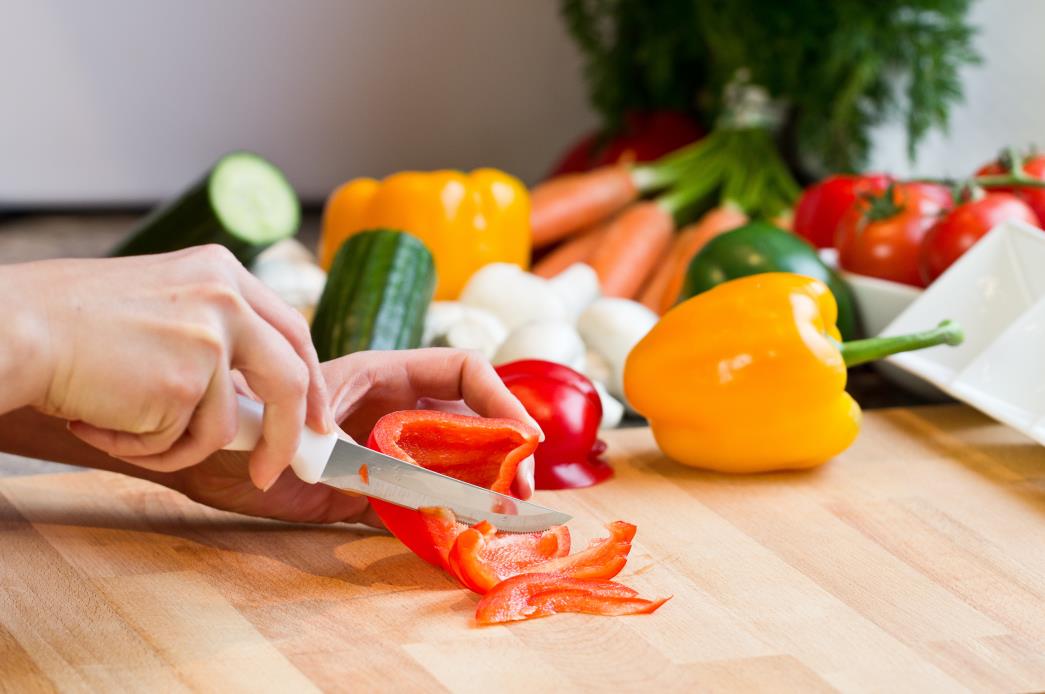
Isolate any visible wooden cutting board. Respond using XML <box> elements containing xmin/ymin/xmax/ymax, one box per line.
<box><xmin>2</xmin><ymin>405</ymin><xmax>1044</xmax><ymax>693</ymax></box>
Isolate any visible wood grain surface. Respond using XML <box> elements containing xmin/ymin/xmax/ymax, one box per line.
<box><xmin>1</xmin><ymin>405</ymin><xmax>1043</xmax><ymax>693</ymax></box>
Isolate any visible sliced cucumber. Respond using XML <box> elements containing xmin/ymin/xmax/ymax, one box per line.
<box><xmin>110</xmin><ymin>151</ymin><xmax>300</xmax><ymax>265</ymax></box>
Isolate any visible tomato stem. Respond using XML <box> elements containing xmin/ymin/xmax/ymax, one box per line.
<box><xmin>839</xmin><ymin>320</ymin><xmax>964</xmax><ymax>368</ymax></box>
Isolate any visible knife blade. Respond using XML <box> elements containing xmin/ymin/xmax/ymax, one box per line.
<box><xmin>222</xmin><ymin>396</ymin><xmax>571</xmax><ymax>533</ymax></box>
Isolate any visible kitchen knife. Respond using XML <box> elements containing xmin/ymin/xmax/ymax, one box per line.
<box><xmin>222</xmin><ymin>396</ymin><xmax>571</xmax><ymax>532</ymax></box>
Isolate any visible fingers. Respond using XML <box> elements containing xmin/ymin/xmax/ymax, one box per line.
<box><xmin>234</xmin><ymin>267</ymin><xmax>331</xmax><ymax>434</ymax></box>
<box><xmin>229</xmin><ymin>311</ymin><xmax>310</xmax><ymax>491</ymax></box>
<box><xmin>445</xmin><ymin>350</ymin><xmax>543</xmax><ymax>439</ymax></box>
<box><xmin>514</xmin><ymin>455</ymin><xmax>536</xmax><ymax>500</ymax></box>
<box><xmin>115</xmin><ymin>369</ymin><xmax>240</xmax><ymax>472</ymax></box>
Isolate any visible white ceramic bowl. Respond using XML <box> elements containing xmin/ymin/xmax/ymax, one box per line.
<box><xmin>820</xmin><ymin>250</ymin><xmax>944</xmax><ymax>399</ymax></box>
<box><xmin>883</xmin><ymin>220</ymin><xmax>1045</xmax><ymax>444</ymax></box>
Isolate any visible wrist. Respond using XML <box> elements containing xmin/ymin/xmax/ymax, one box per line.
<box><xmin>0</xmin><ymin>263</ymin><xmax>56</xmax><ymax>414</ymax></box>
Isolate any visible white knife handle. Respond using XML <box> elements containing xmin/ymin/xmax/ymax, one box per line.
<box><xmin>222</xmin><ymin>395</ymin><xmax>338</xmax><ymax>484</ymax></box>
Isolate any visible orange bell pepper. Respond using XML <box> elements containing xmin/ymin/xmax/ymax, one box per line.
<box><xmin>319</xmin><ymin>170</ymin><xmax>531</xmax><ymax>299</ymax></box>
<box><xmin>624</xmin><ymin>273</ymin><xmax>963</xmax><ymax>473</ymax></box>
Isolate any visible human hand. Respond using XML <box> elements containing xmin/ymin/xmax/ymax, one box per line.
<box><xmin>167</xmin><ymin>348</ymin><xmax>541</xmax><ymax>526</ymax></box>
<box><xmin>8</xmin><ymin>245</ymin><xmax>330</xmax><ymax>490</ymax></box>
<box><xmin>320</xmin><ymin>348</ymin><xmax>543</xmax><ymax>498</ymax></box>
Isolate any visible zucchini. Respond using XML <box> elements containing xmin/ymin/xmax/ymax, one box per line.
<box><xmin>311</xmin><ymin>229</ymin><xmax>436</xmax><ymax>360</ymax></box>
<box><xmin>110</xmin><ymin>151</ymin><xmax>299</xmax><ymax>265</ymax></box>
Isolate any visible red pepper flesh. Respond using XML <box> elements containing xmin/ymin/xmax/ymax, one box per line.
<box><xmin>447</xmin><ymin>521</ymin><xmax>572</xmax><ymax>594</ymax></box>
<box><xmin>448</xmin><ymin>520</ymin><xmax>635</xmax><ymax>594</ymax></box>
<box><xmin>366</xmin><ymin>410</ymin><xmax>539</xmax><ymax>568</ymax></box>
<box><xmin>475</xmin><ymin>573</ymin><xmax>670</xmax><ymax>625</ymax></box>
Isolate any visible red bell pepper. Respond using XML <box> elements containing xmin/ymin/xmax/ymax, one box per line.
<box><xmin>446</xmin><ymin>521</ymin><xmax>572</xmax><ymax>594</ymax></box>
<box><xmin>366</xmin><ymin>410</ymin><xmax>539</xmax><ymax>569</ymax></box>
<box><xmin>474</xmin><ymin>573</ymin><xmax>670</xmax><ymax>625</ymax></box>
<box><xmin>448</xmin><ymin>520</ymin><xmax>635</xmax><ymax>594</ymax></box>
<box><xmin>496</xmin><ymin>360</ymin><xmax>613</xmax><ymax>490</ymax></box>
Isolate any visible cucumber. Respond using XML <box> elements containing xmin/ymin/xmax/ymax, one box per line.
<box><xmin>310</xmin><ymin>229</ymin><xmax>436</xmax><ymax>360</ymax></box>
<box><xmin>110</xmin><ymin>151</ymin><xmax>300</xmax><ymax>265</ymax></box>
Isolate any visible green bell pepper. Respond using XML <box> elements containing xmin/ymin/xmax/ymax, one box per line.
<box><xmin>679</xmin><ymin>221</ymin><xmax>860</xmax><ymax>339</ymax></box>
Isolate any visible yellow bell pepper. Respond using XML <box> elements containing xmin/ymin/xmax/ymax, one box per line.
<box><xmin>319</xmin><ymin>169</ymin><xmax>531</xmax><ymax>299</ymax></box>
<box><xmin>624</xmin><ymin>273</ymin><xmax>963</xmax><ymax>473</ymax></box>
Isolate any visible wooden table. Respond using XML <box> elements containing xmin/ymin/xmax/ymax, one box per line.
<box><xmin>2</xmin><ymin>405</ymin><xmax>1044</xmax><ymax>692</ymax></box>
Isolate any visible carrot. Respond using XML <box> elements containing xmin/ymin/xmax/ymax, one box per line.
<box><xmin>588</xmin><ymin>202</ymin><xmax>675</xmax><ymax>298</ymax></box>
<box><xmin>532</xmin><ymin>220</ymin><xmax>612</xmax><ymax>278</ymax></box>
<box><xmin>530</xmin><ymin>165</ymin><xmax>639</xmax><ymax>248</ymax></box>
<box><xmin>637</xmin><ymin>242</ymin><xmax>680</xmax><ymax>311</ymax></box>
<box><xmin>657</xmin><ymin>205</ymin><xmax>748</xmax><ymax>313</ymax></box>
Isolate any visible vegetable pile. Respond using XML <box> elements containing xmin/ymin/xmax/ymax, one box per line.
<box><xmin>795</xmin><ymin>149</ymin><xmax>1045</xmax><ymax>288</ymax></box>
<box><xmin>366</xmin><ymin>409</ymin><xmax>669</xmax><ymax>626</ymax></box>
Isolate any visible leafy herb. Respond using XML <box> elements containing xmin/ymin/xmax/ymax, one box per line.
<box><xmin>560</xmin><ymin>0</ymin><xmax>980</xmax><ymax>174</ymax></box>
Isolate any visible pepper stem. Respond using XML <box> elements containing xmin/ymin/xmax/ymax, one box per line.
<box><xmin>839</xmin><ymin>320</ymin><xmax>964</xmax><ymax>368</ymax></box>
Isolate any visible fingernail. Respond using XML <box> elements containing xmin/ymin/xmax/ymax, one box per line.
<box><xmin>256</xmin><ymin>467</ymin><xmax>282</xmax><ymax>492</ymax></box>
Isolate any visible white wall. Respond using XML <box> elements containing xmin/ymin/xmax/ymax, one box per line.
<box><xmin>868</xmin><ymin>0</ymin><xmax>1045</xmax><ymax>177</ymax></box>
<box><xmin>2</xmin><ymin>0</ymin><xmax>1043</xmax><ymax>206</ymax></box>
<box><xmin>0</xmin><ymin>0</ymin><xmax>596</xmax><ymax>204</ymax></box>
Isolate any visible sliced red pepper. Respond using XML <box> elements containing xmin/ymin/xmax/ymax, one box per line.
<box><xmin>448</xmin><ymin>520</ymin><xmax>635</xmax><ymax>594</ymax></box>
<box><xmin>475</xmin><ymin>573</ymin><xmax>670</xmax><ymax>625</ymax></box>
<box><xmin>366</xmin><ymin>410</ymin><xmax>539</xmax><ymax>569</ymax></box>
<box><xmin>447</xmin><ymin>521</ymin><xmax>572</xmax><ymax>593</ymax></box>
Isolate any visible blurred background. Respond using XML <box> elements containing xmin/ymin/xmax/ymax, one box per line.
<box><xmin>2</xmin><ymin>0</ymin><xmax>1044</xmax><ymax>206</ymax></box>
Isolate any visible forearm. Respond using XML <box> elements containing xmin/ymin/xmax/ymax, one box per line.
<box><xmin>0</xmin><ymin>407</ymin><xmax>171</xmax><ymax>486</ymax></box>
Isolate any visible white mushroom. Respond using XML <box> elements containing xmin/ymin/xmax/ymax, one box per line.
<box><xmin>493</xmin><ymin>320</ymin><xmax>587</xmax><ymax>373</ymax></box>
<box><xmin>577</xmin><ymin>298</ymin><xmax>659</xmax><ymax>399</ymax></box>
<box><xmin>459</xmin><ymin>263</ymin><xmax>567</xmax><ymax>331</ymax></box>
<box><xmin>547</xmin><ymin>263</ymin><xmax>601</xmax><ymax>322</ymax></box>
<box><xmin>251</xmin><ymin>239</ymin><xmax>327</xmax><ymax>316</ymax></box>
<box><xmin>422</xmin><ymin>302</ymin><xmax>508</xmax><ymax>360</ymax></box>
<box><xmin>593</xmin><ymin>381</ymin><xmax>625</xmax><ymax>429</ymax></box>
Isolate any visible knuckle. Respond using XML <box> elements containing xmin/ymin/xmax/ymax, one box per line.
<box><xmin>160</xmin><ymin>372</ymin><xmax>207</xmax><ymax>407</ymax></box>
<box><xmin>284</xmin><ymin>362</ymin><xmax>310</xmax><ymax>400</ymax></box>
<box><xmin>195</xmin><ymin>281</ymin><xmax>247</xmax><ymax>314</ymax></box>
<box><xmin>196</xmin><ymin>244</ymin><xmax>238</xmax><ymax>266</ymax></box>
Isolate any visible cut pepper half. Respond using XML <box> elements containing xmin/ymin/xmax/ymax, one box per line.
<box><xmin>366</xmin><ymin>410</ymin><xmax>539</xmax><ymax>569</ymax></box>
<box><xmin>475</xmin><ymin>573</ymin><xmax>670</xmax><ymax>625</ymax></box>
<box><xmin>448</xmin><ymin>521</ymin><xmax>572</xmax><ymax>593</ymax></box>
<box><xmin>449</xmin><ymin>520</ymin><xmax>635</xmax><ymax>594</ymax></box>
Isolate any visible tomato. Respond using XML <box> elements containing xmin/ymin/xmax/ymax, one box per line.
<box><xmin>919</xmin><ymin>192</ymin><xmax>1039</xmax><ymax>284</ymax></box>
<box><xmin>549</xmin><ymin>111</ymin><xmax>703</xmax><ymax>176</ymax></box>
<box><xmin>793</xmin><ymin>173</ymin><xmax>891</xmax><ymax>248</ymax></box>
<box><xmin>977</xmin><ymin>155</ymin><xmax>1045</xmax><ymax>224</ymax></box>
<box><xmin>835</xmin><ymin>183</ymin><xmax>951</xmax><ymax>287</ymax></box>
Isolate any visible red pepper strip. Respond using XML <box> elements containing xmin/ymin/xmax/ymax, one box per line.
<box><xmin>366</xmin><ymin>410</ymin><xmax>539</xmax><ymax>569</ymax></box>
<box><xmin>447</xmin><ymin>521</ymin><xmax>571</xmax><ymax>594</ymax></box>
<box><xmin>449</xmin><ymin>520</ymin><xmax>635</xmax><ymax>594</ymax></box>
<box><xmin>475</xmin><ymin>573</ymin><xmax>670</xmax><ymax>625</ymax></box>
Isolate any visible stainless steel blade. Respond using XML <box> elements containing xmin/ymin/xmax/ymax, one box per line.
<box><xmin>317</xmin><ymin>439</ymin><xmax>571</xmax><ymax>533</ymax></box>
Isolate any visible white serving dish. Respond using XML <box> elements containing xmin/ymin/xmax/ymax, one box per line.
<box><xmin>820</xmin><ymin>248</ymin><xmax>944</xmax><ymax>399</ymax></box>
<box><xmin>838</xmin><ymin>270</ymin><xmax>951</xmax><ymax>400</ymax></box>
<box><xmin>882</xmin><ymin>220</ymin><xmax>1045</xmax><ymax>444</ymax></box>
